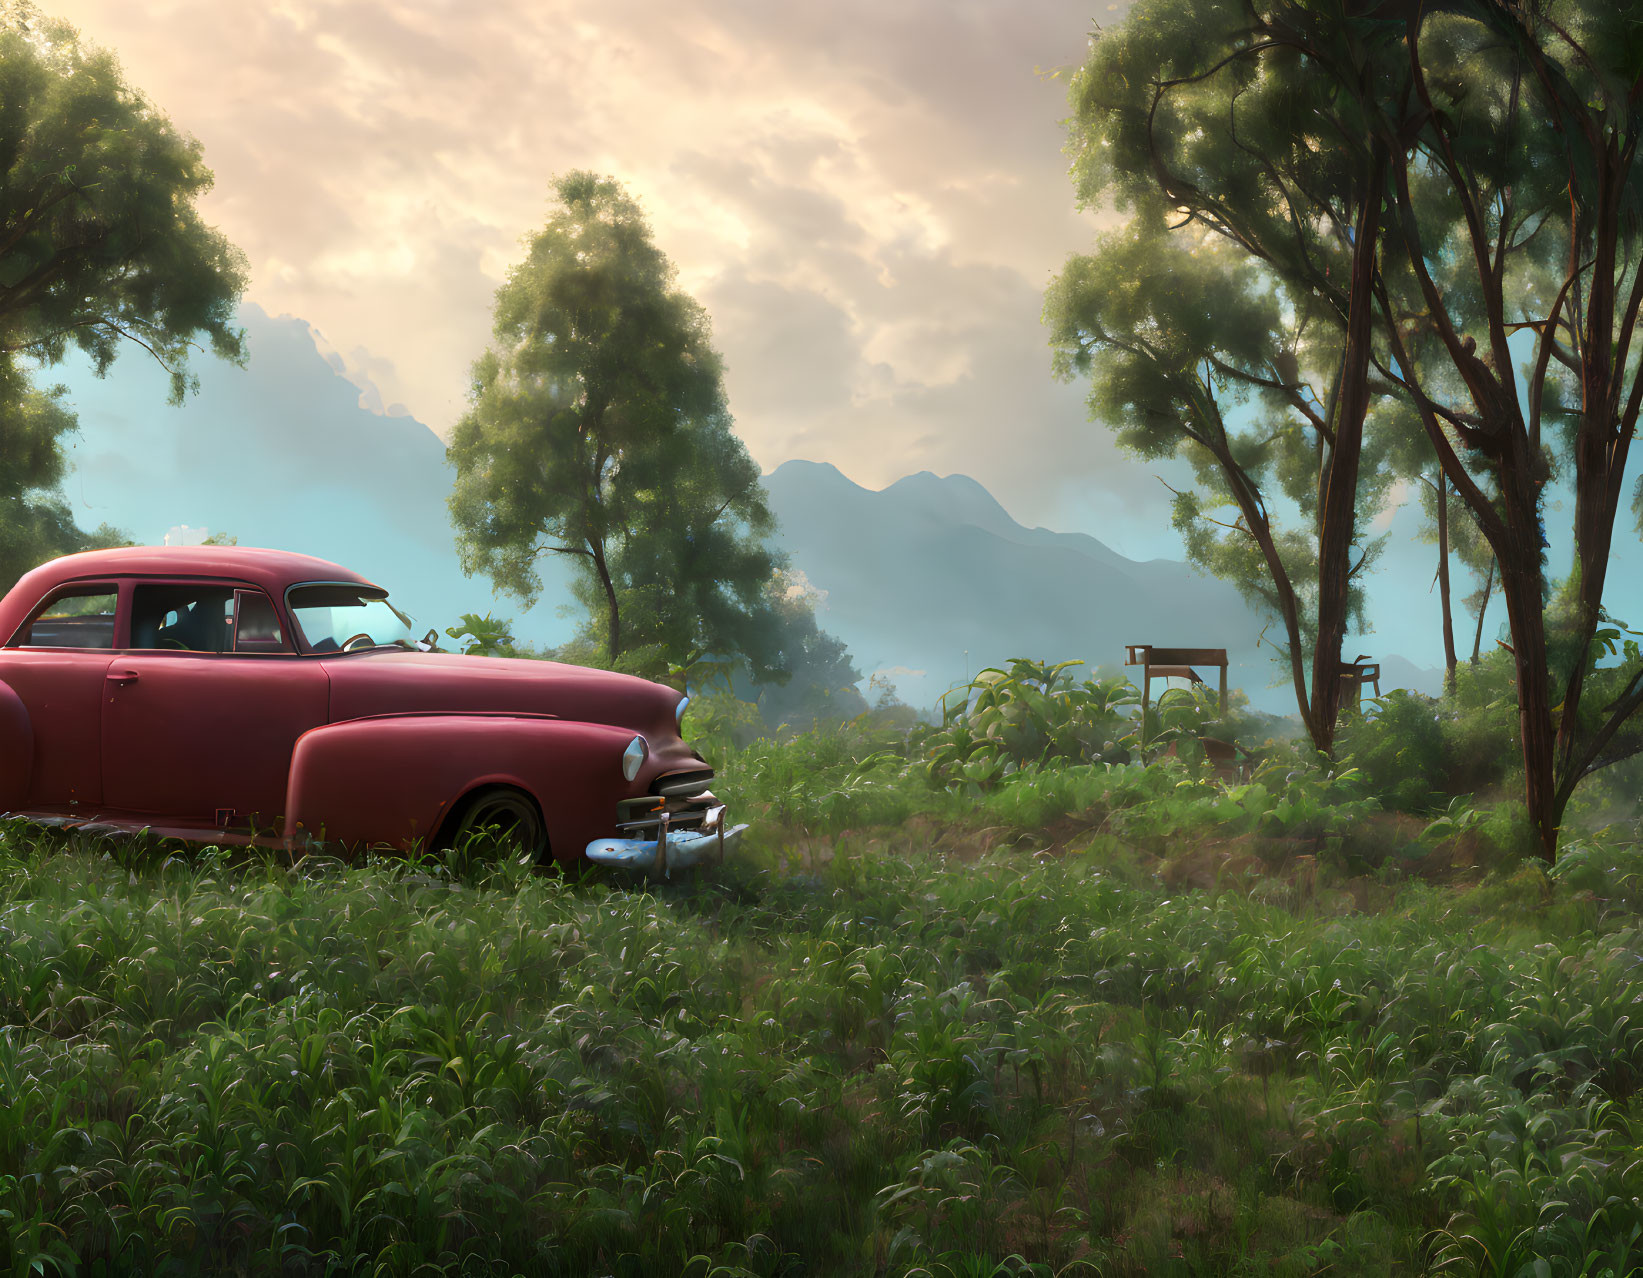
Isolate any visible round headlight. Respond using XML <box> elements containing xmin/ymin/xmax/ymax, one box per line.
<box><xmin>622</xmin><ymin>734</ymin><xmax>649</xmax><ymax>782</ymax></box>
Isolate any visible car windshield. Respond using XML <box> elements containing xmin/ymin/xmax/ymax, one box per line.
<box><xmin>287</xmin><ymin>584</ymin><xmax>417</xmax><ymax>653</ymax></box>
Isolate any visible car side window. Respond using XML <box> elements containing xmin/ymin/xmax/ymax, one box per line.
<box><xmin>13</xmin><ymin>586</ymin><xmax>119</xmax><ymax>648</ymax></box>
<box><xmin>233</xmin><ymin>590</ymin><xmax>289</xmax><ymax>654</ymax></box>
<box><xmin>129</xmin><ymin>583</ymin><xmax>237</xmax><ymax>653</ymax></box>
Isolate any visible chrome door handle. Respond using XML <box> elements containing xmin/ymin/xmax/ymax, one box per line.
<box><xmin>105</xmin><ymin>670</ymin><xmax>140</xmax><ymax>686</ymax></box>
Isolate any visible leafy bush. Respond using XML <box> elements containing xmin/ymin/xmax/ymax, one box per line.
<box><xmin>924</xmin><ymin>657</ymin><xmax>1141</xmax><ymax>790</ymax></box>
<box><xmin>1548</xmin><ymin>828</ymin><xmax>1643</xmax><ymax>911</ymax></box>
<box><xmin>442</xmin><ymin>611</ymin><xmax>518</xmax><ymax>656</ymax></box>
<box><xmin>710</xmin><ymin>717</ymin><xmax>937</xmax><ymax>834</ymax></box>
<box><xmin>1337</xmin><ymin>688</ymin><xmax>1447</xmax><ymax>811</ymax></box>
<box><xmin>6</xmin><ymin>799</ymin><xmax>1643</xmax><ymax>1274</ymax></box>
<box><xmin>1338</xmin><ymin>652</ymin><xmax>1521</xmax><ymax>814</ymax></box>
<box><xmin>679</xmin><ymin>685</ymin><xmax>766</xmax><ymax>758</ymax></box>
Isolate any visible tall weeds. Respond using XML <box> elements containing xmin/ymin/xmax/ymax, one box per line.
<box><xmin>2</xmin><ymin>802</ymin><xmax>1643</xmax><ymax>1275</ymax></box>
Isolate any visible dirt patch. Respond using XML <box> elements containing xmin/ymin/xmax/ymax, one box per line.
<box><xmin>1157</xmin><ymin>839</ymin><xmax>1264</xmax><ymax>893</ymax></box>
<box><xmin>879</xmin><ymin>813</ymin><xmax>1107</xmax><ymax>863</ymax></box>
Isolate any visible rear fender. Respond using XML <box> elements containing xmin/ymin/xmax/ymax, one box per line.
<box><xmin>0</xmin><ymin>681</ymin><xmax>30</xmax><ymax>809</ymax></box>
<box><xmin>285</xmin><ymin>714</ymin><xmax>640</xmax><ymax>857</ymax></box>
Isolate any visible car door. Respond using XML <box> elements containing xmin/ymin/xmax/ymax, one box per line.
<box><xmin>0</xmin><ymin>580</ymin><xmax>122</xmax><ymax>809</ymax></box>
<box><xmin>100</xmin><ymin>580</ymin><xmax>330</xmax><ymax>830</ymax></box>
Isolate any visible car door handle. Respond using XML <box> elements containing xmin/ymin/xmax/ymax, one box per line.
<box><xmin>105</xmin><ymin>670</ymin><xmax>140</xmax><ymax>686</ymax></box>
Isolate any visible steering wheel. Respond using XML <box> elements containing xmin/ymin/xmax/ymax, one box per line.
<box><xmin>341</xmin><ymin>632</ymin><xmax>375</xmax><ymax>652</ymax></box>
<box><xmin>158</xmin><ymin>637</ymin><xmax>190</xmax><ymax>651</ymax></box>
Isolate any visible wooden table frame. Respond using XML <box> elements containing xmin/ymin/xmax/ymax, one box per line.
<box><xmin>1125</xmin><ymin>645</ymin><xmax>1228</xmax><ymax>745</ymax></box>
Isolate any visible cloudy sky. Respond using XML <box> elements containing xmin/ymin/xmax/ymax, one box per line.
<box><xmin>43</xmin><ymin>0</ymin><xmax>1179</xmax><ymax>553</ymax></box>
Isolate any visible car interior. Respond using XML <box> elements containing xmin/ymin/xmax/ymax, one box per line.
<box><xmin>15</xmin><ymin>588</ymin><xmax>119</xmax><ymax>648</ymax></box>
<box><xmin>130</xmin><ymin>585</ymin><xmax>235</xmax><ymax>652</ymax></box>
<box><xmin>128</xmin><ymin>584</ymin><xmax>288</xmax><ymax>654</ymax></box>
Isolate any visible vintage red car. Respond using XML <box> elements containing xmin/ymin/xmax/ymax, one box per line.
<box><xmin>0</xmin><ymin>546</ymin><xmax>743</xmax><ymax>872</ymax></box>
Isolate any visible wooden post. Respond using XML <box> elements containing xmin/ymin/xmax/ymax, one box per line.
<box><xmin>1141</xmin><ymin>660</ymin><xmax>1152</xmax><ymax>746</ymax></box>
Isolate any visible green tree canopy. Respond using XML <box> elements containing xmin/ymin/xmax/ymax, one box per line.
<box><xmin>0</xmin><ymin>4</ymin><xmax>247</xmax><ymax>590</ymax></box>
<box><xmin>1055</xmin><ymin>0</ymin><xmax>1643</xmax><ymax>859</ymax></box>
<box><xmin>730</xmin><ymin>570</ymin><xmax>864</xmax><ymax>732</ymax></box>
<box><xmin>1049</xmin><ymin>0</ymin><xmax>1407</xmax><ymax>755</ymax></box>
<box><xmin>448</xmin><ymin>172</ymin><xmax>786</xmax><ymax>680</ymax></box>
<box><xmin>0</xmin><ymin>3</ymin><xmax>246</xmax><ymax>397</ymax></box>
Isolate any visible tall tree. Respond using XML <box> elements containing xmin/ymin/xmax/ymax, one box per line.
<box><xmin>1061</xmin><ymin>0</ymin><xmax>1643</xmax><ymax>857</ymax></box>
<box><xmin>448</xmin><ymin>172</ymin><xmax>784</xmax><ymax>678</ymax></box>
<box><xmin>1348</xmin><ymin>0</ymin><xmax>1643</xmax><ymax>858</ymax></box>
<box><xmin>1049</xmin><ymin>217</ymin><xmax>1381</xmax><ymax>752</ymax></box>
<box><xmin>1049</xmin><ymin>0</ymin><xmax>1405</xmax><ymax>755</ymax></box>
<box><xmin>0</xmin><ymin>4</ymin><xmax>246</xmax><ymax>396</ymax></box>
<box><xmin>0</xmin><ymin>3</ymin><xmax>246</xmax><ymax>582</ymax></box>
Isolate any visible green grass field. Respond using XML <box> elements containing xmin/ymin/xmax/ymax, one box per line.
<box><xmin>3</xmin><ymin>711</ymin><xmax>1643</xmax><ymax>1276</ymax></box>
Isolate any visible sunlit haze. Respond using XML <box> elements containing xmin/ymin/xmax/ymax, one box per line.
<box><xmin>37</xmin><ymin>0</ymin><xmax>1643</xmax><ymax>694</ymax></box>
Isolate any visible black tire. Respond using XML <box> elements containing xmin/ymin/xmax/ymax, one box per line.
<box><xmin>439</xmin><ymin>786</ymin><xmax>549</xmax><ymax>864</ymax></box>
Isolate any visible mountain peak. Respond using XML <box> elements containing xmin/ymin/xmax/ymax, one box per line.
<box><xmin>881</xmin><ymin>470</ymin><xmax>1040</xmax><ymax>545</ymax></box>
<box><xmin>764</xmin><ymin>458</ymin><xmax>857</xmax><ymax>488</ymax></box>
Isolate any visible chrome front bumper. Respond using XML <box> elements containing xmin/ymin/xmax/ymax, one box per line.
<box><xmin>584</xmin><ymin>803</ymin><xmax>747</xmax><ymax>875</ymax></box>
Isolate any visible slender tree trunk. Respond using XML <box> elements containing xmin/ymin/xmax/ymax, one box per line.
<box><xmin>580</xmin><ymin>421</ymin><xmax>624</xmax><ymax>664</ymax></box>
<box><xmin>1435</xmin><ymin>471</ymin><xmax>1457</xmax><ymax>691</ymax></box>
<box><xmin>1192</xmin><ymin>397</ymin><xmax>1321</xmax><ymax>750</ymax></box>
<box><xmin>1240</xmin><ymin>501</ymin><xmax>1319</xmax><ymax>752</ymax></box>
<box><xmin>1310</xmin><ymin>140</ymin><xmax>1387</xmax><ymax>755</ymax></box>
<box><xmin>589</xmin><ymin>540</ymin><xmax>621</xmax><ymax>662</ymax></box>
<box><xmin>1556</xmin><ymin>164</ymin><xmax>1632</xmax><ymax>788</ymax></box>
<box><xmin>1496</xmin><ymin>456</ymin><xmax>1559</xmax><ymax>862</ymax></box>
<box><xmin>1470</xmin><ymin>556</ymin><xmax>1494</xmax><ymax>664</ymax></box>
<box><xmin>1501</xmin><ymin>563</ymin><xmax>1558</xmax><ymax>861</ymax></box>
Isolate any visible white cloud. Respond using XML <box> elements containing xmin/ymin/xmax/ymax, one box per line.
<box><xmin>47</xmin><ymin>0</ymin><xmax>1149</xmax><ymax>532</ymax></box>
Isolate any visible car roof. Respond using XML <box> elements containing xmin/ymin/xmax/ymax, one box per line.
<box><xmin>3</xmin><ymin>547</ymin><xmax>379</xmax><ymax>625</ymax></box>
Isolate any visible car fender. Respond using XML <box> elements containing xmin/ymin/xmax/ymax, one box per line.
<box><xmin>0</xmin><ymin>680</ymin><xmax>31</xmax><ymax>809</ymax></box>
<box><xmin>284</xmin><ymin>712</ymin><xmax>641</xmax><ymax>858</ymax></box>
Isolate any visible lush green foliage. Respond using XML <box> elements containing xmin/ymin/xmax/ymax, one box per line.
<box><xmin>4</xmin><ymin>786</ymin><xmax>1643</xmax><ymax>1276</ymax></box>
<box><xmin>1338</xmin><ymin>654</ymin><xmax>1523</xmax><ymax>813</ymax></box>
<box><xmin>0</xmin><ymin>5</ymin><xmax>247</xmax><ymax>393</ymax></box>
<box><xmin>446</xmin><ymin>172</ymin><xmax>783</xmax><ymax>679</ymax></box>
<box><xmin>917</xmin><ymin>658</ymin><xmax>1284</xmax><ymax>794</ymax></box>
<box><xmin>0</xmin><ymin>376</ymin><xmax>131</xmax><ymax>593</ymax></box>
<box><xmin>924</xmin><ymin>659</ymin><xmax>1140</xmax><ymax>789</ymax></box>
<box><xmin>0</xmin><ymin>4</ymin><xmax>247</xmax><ymax>592</ymax></box>
<box><xmin>442</xmin><ymin>612</ymin><xmax>519</xmax><ymax>658</ymax></box>
<box><xmin>1050</xmin><ymin>0</ymin><xmax>1643</xmax><ymax>855</ymax></box>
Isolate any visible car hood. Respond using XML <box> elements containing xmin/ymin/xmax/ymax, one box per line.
<box><xmin>321</xmin><ymin>650</ymin><xmax>687</xmax><ymax>741</ymax></box>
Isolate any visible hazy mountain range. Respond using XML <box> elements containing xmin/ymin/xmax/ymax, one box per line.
<box><xmin>54</xmin><ymin>304</ymin><xmax>1443</xmax><ymax>713</ymax></box>
<box><xmin>764</xmin><ymin>460</ymin><xmax>1278</xmax><ymax>708</ymax></box>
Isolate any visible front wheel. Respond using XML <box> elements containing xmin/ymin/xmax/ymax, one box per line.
<box><xmin>439</xmin><ymin>786</ymin><xmax>548</xmax><ymax>865</ymax></box>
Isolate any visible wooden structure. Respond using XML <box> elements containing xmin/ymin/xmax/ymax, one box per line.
<box><xmin>1125</xmin><ymin>645</ymin><xmax>1228</xmax><ymax>745</ymax></box>
<box><xmin>1338</xmin><ymin>656</ymin><xmax>1381</xmax><ymax>711</ymax></box>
